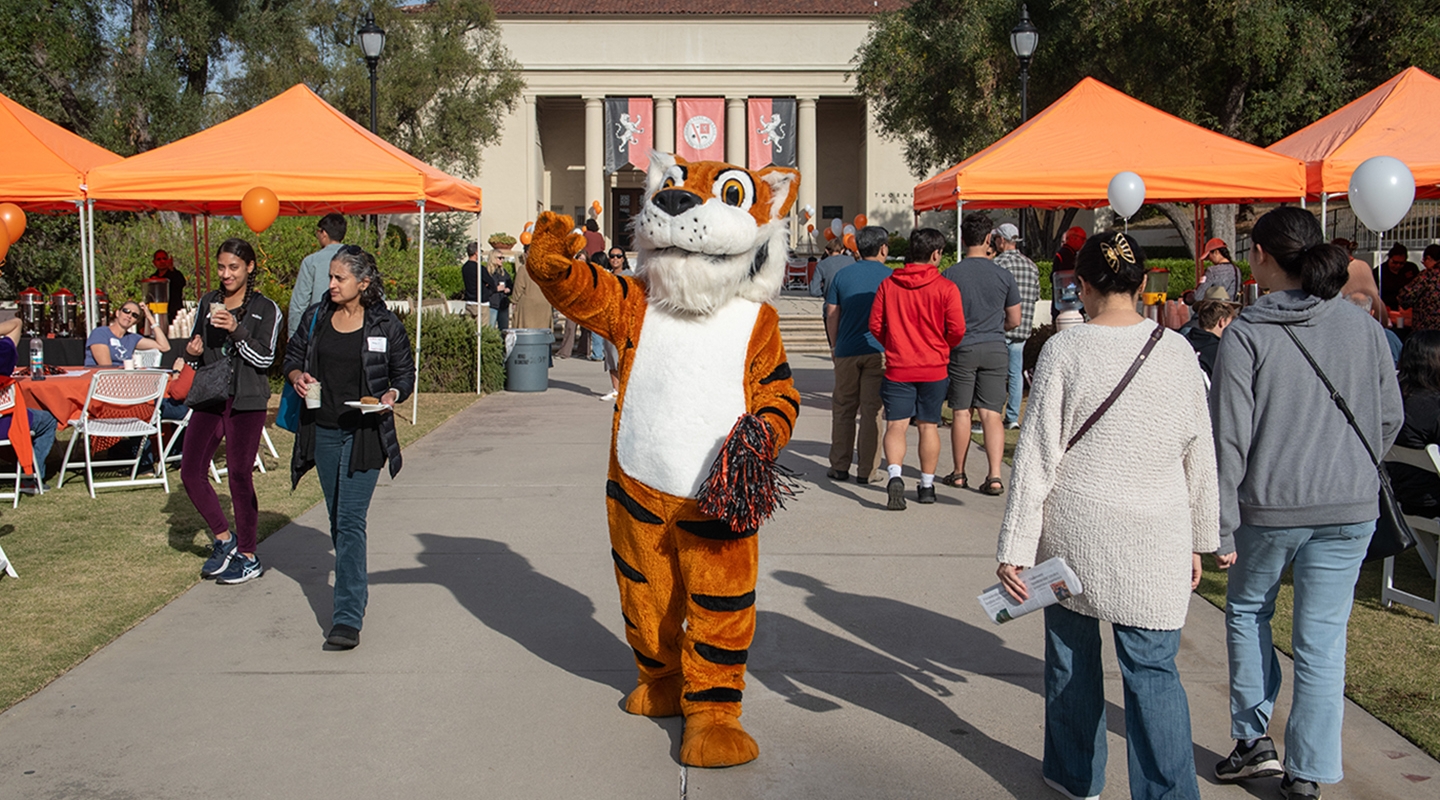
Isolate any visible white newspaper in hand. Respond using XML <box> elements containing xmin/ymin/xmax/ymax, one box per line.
<box><xmin>977</xmin><ymin>557</ymin><xmax>1084</xmax><ymax>625</ymax></box>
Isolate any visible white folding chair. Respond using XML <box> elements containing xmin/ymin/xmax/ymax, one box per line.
<box><xmin>57</xmin><ymin>369</ymin><xmax>170</xmax><ymax>498</ymax></box>
<box><xmin>784</xmin><ymin>259</ymin><xmax>809</xmax><ymax>289</ymax></box>
<box><xmin>134</xmin><ymin>349</ymin><xmax>162</xmax><ymax>368</ymax></box>
<box><xmin>1381</xmin><ymin>444</ymin><xmax>1440</xmax><ymax>623</ymax></box>
<box><xmin>0</xmin><ymin>383</ymin><xmax>45</xmax><ymax>509</ymax></box>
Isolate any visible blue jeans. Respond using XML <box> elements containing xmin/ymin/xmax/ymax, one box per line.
<box><xmin>16</xmin><ymin>409</ymin><xmax>58</xmax><ymax>482</ymax></box>
<box><xmin>1225</xmin><ymin>521</ymin><xmax>1372</xmax><ymax>784</ymax></box>
<box><xmin>590</xmin><ymin>328</ymin><xmax>606</xmax><ymax>360</ymax></box>
<box><xmin>1044</xmin><ymin>604</ymin><xmax>1199</xmax><ymax>800</ymax></box>
<box><xmin>1005</xmin><ymin>339</ymin><xmax>1025</xmax><ymax>425</ymax></box>
<box><xmin>314</xmin><ymin>426</ymin><xmax>381</xmax><ymax>631</ymax></box>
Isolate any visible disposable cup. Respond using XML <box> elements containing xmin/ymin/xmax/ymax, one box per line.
<box><xmin>305</xmin><ymin>381</ymin><xmax>322</xmax><ymax>409</ymax></box>
<box><xmin>122</xmin><ymin>359</ymin><xmax>134</xmax><ymax>370</ymax></box>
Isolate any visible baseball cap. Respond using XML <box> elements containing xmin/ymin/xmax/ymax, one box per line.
<box><xmin>1200</xmin><ymin>237</ymin><xmax>1226</xmax><ymax>258</ymax></box>
<box><xmin>994</xmin><ymin>223</ymin><xmax>1021</xmax><ymax>242</ymax></box>
<box><xmin>1064</xmin><ymin>226</ymin><xmax>1087</xmax><ymax>248</ymax></box>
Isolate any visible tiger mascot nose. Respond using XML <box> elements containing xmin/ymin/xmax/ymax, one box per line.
<box><xmin>651</xmin><ymin>188</ymin><xmax>702</xmax><ymax>217</ymax></box>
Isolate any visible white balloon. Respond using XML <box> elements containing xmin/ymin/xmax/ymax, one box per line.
<box><xmin>831</xmin><ymin>218</ymin><xmax>842</xmax><ymax>236</ymax></box>
<box><xmin>843</xmin><ymin>224</ymin><xmax>856</xmax><ymax>235</ymax></box>
<box><xmin>1107</xmin><ymin>171</ymin><xmax>1146</xmax><ymax>219</ymax></box>
<box><xmin>1348</xmin><ymin>156</ymin><xmax>1415</xmax><ymax>233</ymax></box>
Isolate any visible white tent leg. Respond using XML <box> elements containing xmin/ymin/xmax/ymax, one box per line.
<box><xmin>76</xmin><ymin>201</ymin><xmax>91</xmax><ymax>327</ymax></box>
<box><xmin>412</xmin><ymin>200</ymin><xmax>427</xmax><ymax>425</ymax></box>
<box><xmin>1320</xmin><ymin>192</ymin><xmax>1329</xmax><ymax>239</ymax></box>
<box><xmin>475</xmin><ymin>211</ymin><xmax>483</xmax><ymax>396</ymax></box>
<box><xmin>955</xmin><ymin>199</ymin><xmax>964</xmax><ymax>254</ymax></box>
<box><xmin>87</xmin><ymin>200</ymin><xmax>98</xmax><ymax>325</ymax></box>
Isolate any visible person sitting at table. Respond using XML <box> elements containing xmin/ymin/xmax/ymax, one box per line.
<box><xmin>84</xmin><ymin>301</ymin><xmax>169</xmax><ymax>366</ymax></box>
<box><xmin>1386</xmin><ymin>330</ymin><xmax>1440</xmax><ymax>517</ymax></box>
<box><xmin>0</xmin><ymin>317</ymin><xmax>58</xmax><ymax>488</ymax></box>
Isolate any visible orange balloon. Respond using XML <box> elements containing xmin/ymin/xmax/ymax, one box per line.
<box><xmin>853</xmin><ymin>214</ymin><xmax>868</xmax><ymax>229</ymax></box>
<box><xmin>591</xmin><ymin>201</ymin><xmax>603</xmax><ymax>216</ymax></box>
<box><xmin>823</xmin><ymin>228</ymin><xmax>836</xmax><ymax>241</ymax></box>
<box><xmin>0</xmin><ymin>230</ymin><xmax>9</xmax><ymax>264</ymax></box>
<box><xmin>0</xmin><ymin>204</ymin><xmax>26</xmax><ymax>243</ymax></box>
<box><xmin>523</xmin><ymin>220</ymin><xmax>535</xmax><ymax>233</ymax></box>
<box><xmin>843</xmin><ymin>233</ymin><xmax>858</xmax><ymax>252</ymax></box>
<box><xmin>806</xmin><ymin>224</ymin><xmax>815</xmax><ymax>233</ymax></box>
<box><xmin>241</xmin><ymin>187</ymin><xmax>279</xmax><ymax>233</ymax></box>
<box><xmin>519</xmin><ymin>232</ymin><xmax>533</xmax><ymax>246</ymax></box>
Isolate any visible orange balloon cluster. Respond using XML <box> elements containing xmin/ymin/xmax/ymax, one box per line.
<box><xmin>241</xmin><ymin>187</ymin><xmax>279</xmax><ymax>233</ymax></box>
<box><xmin>0</xmin><ymin>203</ymin><xmax>27</xmax><ymax>264</ymax></box>
<box><xmin>843</xmin><ymin>233</ymin><xmax>857</xmax><ymax>252</ymax></box>
<box><xmin>823</xmin><ymin>228</ymin><xmax>836</xmax><ymax>241</ymax></box>
<box><xmin>519</xmin><ymin>220</ymin><xmax>535</xmax><ymax>246</ymax></box>
<box><xmin>591</xmin><ymin>200</ymin><xmax>603</xmax><ymax>217</ymax></box>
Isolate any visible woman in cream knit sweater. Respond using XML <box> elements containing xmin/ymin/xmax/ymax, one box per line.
<box><xmin>996</xmin><ymin>231</ymin><xmax>1220</xmax><ymax>800</ymax></box>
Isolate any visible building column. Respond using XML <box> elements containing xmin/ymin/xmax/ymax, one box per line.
<box><xmin>524</xmin><ymin>95</ymin><xmax>541</xmax><ymax>219</ymax></box>
<box><xmin>585</xmin><ymin>96</ymin><xmax>604</xmax><ymax>230</ymax></box>
<box><xmin>653</xmin><ymin>95</ymin><xmax>674</xmax><ymax>155</ymax></box>
<box><xmin>797</xmin><ymin>96</ymin><xmax>818</xmax><ymax>225</ymax></box>
<box><xmin>726</xmin><ymin>97</ymin><xmax>747</xmax><ymax>166</ymax></box>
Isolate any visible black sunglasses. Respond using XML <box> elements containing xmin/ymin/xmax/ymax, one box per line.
<box><xmin>121</xmin><ymin>307</ymin><xmax>142</xmax><ymax>317</ymax></box>
<box><xmin>608</xmin><ymin>253</ymin><xmax>624</xmax><ymax>259</ymax></box>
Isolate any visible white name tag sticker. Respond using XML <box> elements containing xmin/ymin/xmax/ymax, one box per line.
<box><xmin>367</xmin><ymin>336</ymin><xmax>387</xmax><ymax>353</ymax></box>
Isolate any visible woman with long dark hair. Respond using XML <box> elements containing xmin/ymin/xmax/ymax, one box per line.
<box><xmin>997</xmin><ymin>231</ymin><xmax>1218</xmax><ymax>800</ymax></box>
<box><xmin>1210</xmin><ymin>207</ymin><xmax>1402</xmax><ymax>799</ymax></box>
<box><xmin>285</xmin><ymin>245</ymin><xmax>414</xmax><ymax>649</ymax></box>
<box><xmin>186</xmin><ymin>238</ymin><xmax>283</xmax><ymax>585</ymax></box>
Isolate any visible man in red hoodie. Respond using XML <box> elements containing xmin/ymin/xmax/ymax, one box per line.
<box><xmin>868</xmin><ymin>228</ymin><xmax>966</xmax><ymax>510</ymax></box>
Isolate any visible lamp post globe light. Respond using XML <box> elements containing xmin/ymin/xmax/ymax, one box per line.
<box><xmin>1009</xmin><ymin>3</ymin><xmax>1038</xmax><ymax>249</ymax></box>
<box><xmin>358</xmin><ymin>10</ymin><xmax>386</xmax><ymax>134</ymax></box>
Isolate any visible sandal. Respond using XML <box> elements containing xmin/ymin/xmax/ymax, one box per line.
<box><xmin>938</xmin><ymin>471</ymin><xmax>968</xmax><ymax>489</ymax></box>
<box><xmin>979</xmin><ymin>476</ymin><xmax>1005</xmax><ymax>496</ymax></box>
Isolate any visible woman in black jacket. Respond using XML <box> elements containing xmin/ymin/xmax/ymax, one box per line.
<box><xmin>186</xmin><ymin>238</ymin><xmax>283</xmax><ymax>586</ymax></box>
<box><xmin>285</xmin><ymin>244</ymin><xmax>415</xmax><ymax>649</ymax></box>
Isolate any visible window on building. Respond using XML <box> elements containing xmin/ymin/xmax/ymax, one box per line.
<box><xmin>822</xmin><ymin>205</ymin><xmax>844</xmax><ymax>220</ymax></box>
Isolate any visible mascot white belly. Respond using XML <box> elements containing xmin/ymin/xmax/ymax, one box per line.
<box><xmin>616</xmin><ymin>298</ymin><xmax>761</xmax><ymax>498</ymax></box>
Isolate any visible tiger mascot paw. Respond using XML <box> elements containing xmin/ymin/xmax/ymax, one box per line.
<box><xmin>679</xmin><ymin>709</ymin><xmax>759</xmax><ymax>768</ymax></box>
<box><xmin>623</xmin><ymin>674</ymin><xmax>683</xmax><ymax>718</ymax></box>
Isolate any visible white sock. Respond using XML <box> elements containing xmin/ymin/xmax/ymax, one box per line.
<box><xmin>887</xmin><ymin>464</ymin><xmax>903</xmax><ymax>479</ymax></box>
<box><xmin>920</xmin><ymin>473</ymin><xmax>934</xmax><ymax>488</ymax></box>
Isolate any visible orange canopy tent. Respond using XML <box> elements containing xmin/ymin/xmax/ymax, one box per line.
<box><xmin>1</xmin><ymin>92</ymin><xmax>123</xmax><ymax>211</ymax></box>
<box><xmin>1268</xmin><ymin>67</ymin><xmax>1440</xmax><ymax>204</ymax></box>
<box><xmin>86</xmin><ymin>84</ymin><xmax>481</xmax><ymax>215</ymax></box>
<box><xmin>86</xmin><ymin>84</ymin><xmax>483</xmax><ymax>421</ymax></box>
<box><xmin>913</xmin><ymin>77</ymin><xmax>1307</xmax><ymax>212</ymax></box>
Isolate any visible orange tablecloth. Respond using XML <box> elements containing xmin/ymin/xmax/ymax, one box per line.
<box><xmin>16</xmin><ymin>368</ymin><xmax>156</xmax><ymax>451</ymax></box>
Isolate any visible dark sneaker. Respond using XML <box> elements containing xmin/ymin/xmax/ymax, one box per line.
<box><xmin>886</xmin><ymin>477</ymin><xmax>907</xmax><ymax>510</ymax></box>
<box><xmin>215</xmin><ymin>554</ymin><xmax>263</xmax><ymax>585</ymax></box>
<box><xmin>826</xmin><ymin>468</ymin><xmax>849</xmax><ymax>481</ymax></box>
<box><xmin>917</xmin><ymin>484</ymin><xmax>936</xmax><ymax>504</ymax></box>
<box><xmin>327</xmin><ymin>624</ymin><xmax>360</xmax><ymax>649</ymax></box>
<box><xmin>1215</xmin><ymin>737</ymin><xmax>1282</xmax><ymax>781</ymax></box>
<box><xmin>1281</xmin><ymin>775</ymin><xmax>1321</xmax><ymax>800</ymax></box>
<box><xmin>201</xmin><ymin>537</ymin><xmax>237</xmax><ymax>578</ymax></box>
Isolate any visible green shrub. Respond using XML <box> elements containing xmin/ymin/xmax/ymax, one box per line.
<box><xmin>1033</xmin><ymin>257</ymin><xmax>1248</xmax><ymax>300</ymax></box>
<box><xmin>400</xmin><ymin>310</ymin><xmax>477</xmax><ymax>393</ymax></box>
<box><xmin>429</xmin><ymin>264</ymin><xmax>465</xmax><ymax>299</ymax></box>
<box><xmin>480</xmin><ymin>325</ymin><xmax>506</xmax><ymax>394</ymax></box>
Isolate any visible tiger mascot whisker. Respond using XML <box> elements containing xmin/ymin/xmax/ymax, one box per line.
<box><xmin>526</xmin><ymin>151</ymin><xmax>801</xmax><ymax>768</ymax></box>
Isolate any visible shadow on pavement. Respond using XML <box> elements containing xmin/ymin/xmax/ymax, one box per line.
<box><xmin>369</xmin><ymin>534</ymin><xmax>635</xmax><ymax>695</ymax></box>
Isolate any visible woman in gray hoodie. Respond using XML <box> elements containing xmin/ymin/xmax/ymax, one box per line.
<box><xmin>1209</xmin><ymin>207</ymin><xmax>1402</xmax><ymax>800</ymax></box>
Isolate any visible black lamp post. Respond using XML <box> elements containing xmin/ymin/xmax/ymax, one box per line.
<box><xmin>1009</xmin><ymin>4</ymin><xmax>1039</xmax><ymax>249</ymax></box>
<box><xmin>358</xmin><ymin>10</ymin><xmax>386</xmax><ymax>134</ymax></box>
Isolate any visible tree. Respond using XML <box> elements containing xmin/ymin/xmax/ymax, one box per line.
<box><xmin>853</xmin><ymin>0</ymin><xmax>1440</xmax><ymax>254</ymax></box>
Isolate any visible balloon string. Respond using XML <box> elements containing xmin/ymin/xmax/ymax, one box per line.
<box><xmin>257</xmin><ymin>240</ymin><xmax>271</xmax><ymax>274</ymax></box>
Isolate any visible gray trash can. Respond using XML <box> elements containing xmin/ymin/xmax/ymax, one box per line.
<box><xmin>504</xmin><ymin>328</ymin><xmax>554</xmax><ymax>392</ymax></box>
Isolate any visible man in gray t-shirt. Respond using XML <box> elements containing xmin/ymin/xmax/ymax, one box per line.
<box><xmin>939</xmin><ymin>213</ymin><xmax>1020</xmax><ymax>495</ymax></box>
<box><xmin>809</xmin><ymin>237</ymin><xmax>855</xmax><ymax>299</ymax></box>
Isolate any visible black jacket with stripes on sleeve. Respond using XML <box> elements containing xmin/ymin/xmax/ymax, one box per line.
<box><xmin>189</xmin><ymin>290</ymin><xmax>282</xmax><ymax>413</ymax></box>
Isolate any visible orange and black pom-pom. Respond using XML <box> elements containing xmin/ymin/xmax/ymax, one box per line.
<box><xmin>697</xmin><ymin>414</ymin><xmax>798</xmax><ymax>531</ymax></box>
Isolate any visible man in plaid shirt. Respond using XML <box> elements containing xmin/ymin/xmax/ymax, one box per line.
<box><xmin>992</xmin><ymin>223</ymin><xmax>1039</xmax><ymax>429</ymax></box>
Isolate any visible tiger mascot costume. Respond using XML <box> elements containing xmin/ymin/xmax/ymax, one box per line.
<box><xmin>526</xmin><ymin>152</ymin><xmax>801</xmax><ymax>768</ymax></box>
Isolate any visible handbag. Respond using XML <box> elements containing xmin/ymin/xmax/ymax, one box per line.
<box><xmin>1065</xmin><ymin>323</ymin><xmax>1164</xmax><ymax>451</ymax></box>
<box><xmin>185</xmin><ymin>294</ymin><xmax>240</xmax><ymax>410</ymax></box>
<box><xmin>1281</xmin><ymin>325</ymin><xmax>1416</xmax><ymax>562</ymax></box>
<box><xmin>275</xmin><ymin>309</ymin><xmax>320</xmax><ymax>433</ymax></box>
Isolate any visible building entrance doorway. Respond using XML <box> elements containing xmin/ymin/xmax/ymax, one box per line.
<box><xmin>610</xmin><ymin>188</ymin><xmax>643</xmax><ymax>251</ymax></box>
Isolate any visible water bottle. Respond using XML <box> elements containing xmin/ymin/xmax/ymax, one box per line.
<box><xmin>29</xmin><ymin>338</ymin><xmax>46</xmax><ymax>381</ymax></box>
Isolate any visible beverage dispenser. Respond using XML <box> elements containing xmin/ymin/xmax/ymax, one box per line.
<box><xmin>17</xmin><ymin>287</ymin><xmax>45</xmax><ymax>338</ymax></box>
<box><xmin>1140</xmin><ymin>268</ymin><xmax>1170</xmax><ymax>323</ymax></box>
<box><xmin>142</xmin><ymin>277</ymin><xmax>170</xmax><ymax>337</ymax></box>
<box><xmin>49</xmin><ymin>288</ymin><xmax>78</xmax><ymax>338</ymax></box>
<box><xmin>92</xmin><ymin>288</ymin><xmax>110</xmax><ymax>331</ymax></box>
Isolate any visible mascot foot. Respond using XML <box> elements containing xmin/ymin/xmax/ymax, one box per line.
<box><xmin>680</xmin><ymin>710</ymin><xmax>759</xmax><ymax>768</ymax></box>
<box><xmin>624</xmin><ymin>674</ymin><xmax>683</xmax><ymax>717</ymax></box>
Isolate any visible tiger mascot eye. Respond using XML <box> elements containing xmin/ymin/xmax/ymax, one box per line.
<box><xmin>526</xmin><ymin>152</ymin><xmax>801</xmax><ymax>768</ymax></box>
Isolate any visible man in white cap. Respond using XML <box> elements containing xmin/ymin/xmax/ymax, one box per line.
<box><xmin>991</xmin><ymin>223</ymin><xmax>1038</xmax><ymax>430</ymax></box>
<box><xmin>1199</xmin><ymin>237</ymin><xmax>1242</xmax><ymax>301</ymax></box>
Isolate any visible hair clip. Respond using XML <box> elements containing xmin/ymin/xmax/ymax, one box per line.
<box><xmin>1100</xmin><ymin>234</ymin><xmax>1135</xmax><ymax>272</ymax></box>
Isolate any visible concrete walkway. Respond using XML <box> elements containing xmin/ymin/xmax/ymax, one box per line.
<box><xmin>0</xmin><ymin>352</ymin><xmax>1435</xmax><ymax>799</ymax></box>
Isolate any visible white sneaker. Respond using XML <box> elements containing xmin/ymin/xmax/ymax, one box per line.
<box><xmin>1044</xmin><ymin>776</ymin><xmax>1099</xmax><ymax>800</ymax></box>
<box><xmin>1005</xmin><ymin>421</ymin><xmax>1020</xmax><ymax>430</ymax></box>
<box><xmin>599</xmin><ymin>391</ymin><xmax>618</xmax><ymax>401</ymax></box>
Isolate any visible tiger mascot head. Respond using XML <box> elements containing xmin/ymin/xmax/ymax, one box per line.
<box><xmin>632</xmin><ymin>152</ymin><xmax>800</xmax><ymax>316</ymax></box>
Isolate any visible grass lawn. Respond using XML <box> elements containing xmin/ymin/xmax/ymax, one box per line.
<box><xmin>960</xmin><ymin>407</ymin><xmax>1440</xmax><ymax>759</ymax></box>
<box><xmin>0</xmin><ymin>392</ymin><xmax>479</xmax><ymax>713</ymax></box>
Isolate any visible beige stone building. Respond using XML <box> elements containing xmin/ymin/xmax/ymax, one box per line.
<box><xmin>475</xmin><ymin>0</ymin><xmax>925</xmax><ymax>252</ymax></box>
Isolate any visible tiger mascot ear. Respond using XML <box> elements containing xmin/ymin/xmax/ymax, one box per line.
<box><xmin>756</xmin><ymin>166</ymin><xmax>800</xmax><ymax>222</ymax></box>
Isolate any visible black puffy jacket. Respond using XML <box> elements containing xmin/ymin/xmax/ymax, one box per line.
<box><xmin>284</xmin><ymin>298</ymin><xmax>415</xmax><ymax>486</ymax></box>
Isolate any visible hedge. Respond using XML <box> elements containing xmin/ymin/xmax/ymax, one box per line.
<box><xmin>1035</xmin><ymin>258</ymin><xmax>1250</xmax><ymax>300</ymax></box>
<box><xmin>400</xmin><ymin>310</ymin><xmax>480</xmax><ymax>394</ymax></box>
